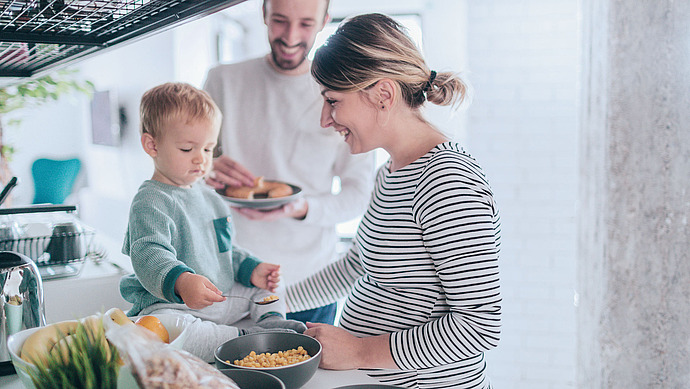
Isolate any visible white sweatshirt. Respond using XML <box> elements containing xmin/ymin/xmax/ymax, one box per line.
<box><xmin>204</xmin><ymin>56</ymin><xmax>375</xmax><ymax>287</ymax></box>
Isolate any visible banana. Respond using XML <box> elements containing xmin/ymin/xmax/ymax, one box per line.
<box><xmin>81</xmin><ymin>313</ymin><xmax>115</xmax><ymax>362</ymax></box>
<box><xmin>103</xmin><ymin>308</ymin><xmax>136</xmax><ymax>365</ymax></box>
<box><xmin>105</xmin><ymin>307</ymin><xmax>134</xmax><ymax>326</ymax></box>
<box><xmin>80</xmin><ymin>313</ymin><xmax>102</xmax><ymax>334</ymax></box>
<box><xmin>20</xmin><ymin>320</ymin><xmax>79</xmax><ymax>365</ymax></box>
<box><xmin>49</xmin><ymin>334</ymin><xmax>76</xmax><ymax>364</ymax></box>
<box><xmin>44</xmin><ymin>314</ymin><xmax>115</xmax><ymax>363</ymax></box>
<box><xmin>20</xmin><ymin>309</ymin><xmax>131</xmax><ymax>365</ymax></box>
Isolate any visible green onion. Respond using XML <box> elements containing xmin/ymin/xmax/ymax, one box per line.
<box><xmin>27</xmin><ymin>320</ymin><xmax>120</xmax><ymax>389</ymax></box>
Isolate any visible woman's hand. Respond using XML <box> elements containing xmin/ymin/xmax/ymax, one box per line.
<box><xmin>305</xmin><ymin>323</ymin><xmax>396</xmax><ymax>370</ymax></box>
<box><xmin>305</xmin><ymin>323</ymin><xmax>363</xmax><ymax>370</ymax></box>
<box><xmin>251</xmin><ymin>263</ymin><xmax>281</xmax><ymax>292</ymax></box>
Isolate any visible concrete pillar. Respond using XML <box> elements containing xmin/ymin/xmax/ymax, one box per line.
<box><xmin>578</xmin><ymin>1</ymin><xmax>690</xmax><ymax>387</ymax></box>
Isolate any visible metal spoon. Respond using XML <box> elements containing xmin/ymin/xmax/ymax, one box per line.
<box><xmin>221</xmin><ymin>294</ymin><xmax>280</xmax><ymax>305</ymax></box>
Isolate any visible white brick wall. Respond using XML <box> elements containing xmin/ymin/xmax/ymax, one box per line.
<box><xmin>464</xmin><ymin>1</ymin><xmax>579</xmax><ymax>388</ymax></box>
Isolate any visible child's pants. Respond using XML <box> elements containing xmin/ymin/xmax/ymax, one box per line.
<box><xmin>139</xmin><ymin>284</ymin><xmax>283</xmax><ymax>361</ymax></box>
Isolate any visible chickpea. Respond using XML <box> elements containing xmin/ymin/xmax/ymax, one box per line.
<box><xmin>231</xmin><ymin>346</ymin><xmax>311</xmax><ymax>367</ymax></box>
<box><xmin>262</xmin><ymin>295</ymin><xmax>279</xmax><ymax>303</ymax></box>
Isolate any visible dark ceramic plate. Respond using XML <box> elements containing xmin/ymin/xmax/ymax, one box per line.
<box><xmin>220</xmin><ymin>369</ymin><xmax>286</xmax><ymax>389</ymax></box>
<box><xmin>215</xmin><ymin>332</ymin><xmax>321</xmax><ymax>389</ymax></box>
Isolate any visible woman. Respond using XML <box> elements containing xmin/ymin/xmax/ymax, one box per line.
<box><xmin>286</xmin><ymin>13</ymin><xmax>502</xmax><ymax>389</ymax></box>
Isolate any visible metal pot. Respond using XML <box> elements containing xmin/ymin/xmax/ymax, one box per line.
<box><xmin>0</xmin><ymin>251</ymin><xmax>46</xmax><ymax>375</ymax></box>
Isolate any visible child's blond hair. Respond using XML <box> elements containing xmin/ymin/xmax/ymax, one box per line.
<box><xmin>140</xmin><ymin>82</ymin><xmax>222</xmax><ymax>138</ymax></box>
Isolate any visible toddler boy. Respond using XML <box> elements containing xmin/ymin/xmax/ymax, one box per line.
<box><xmin>120</xmin><ymin>82</ymin><xmax>305</xmax><ymax>361</ymax></box>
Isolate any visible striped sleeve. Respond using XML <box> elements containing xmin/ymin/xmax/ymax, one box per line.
<box><xmin>390</xmin><ymin>151</ymin><xmax>502</xmax><ymax>370</ymax></box>
<box><xmin>286</xmin><ymin>244</ymin><xmax>366</xmax><ymax>312</ymax></box>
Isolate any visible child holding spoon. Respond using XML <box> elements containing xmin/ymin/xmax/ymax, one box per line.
<box><xmin>120</xmin><ymin>82</ymin><xmax>305</xmax><ymax>361</ymax></box>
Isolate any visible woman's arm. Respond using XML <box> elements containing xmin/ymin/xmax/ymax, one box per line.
<box><xmin>286</xmin><ymin>244</ymin><xmax>366</xmax><ymax>313</ymax></box>
<box><xmin>305</xmin><ymin>323</ymin><xmax>397</xmax><ymax>370</ymax></box>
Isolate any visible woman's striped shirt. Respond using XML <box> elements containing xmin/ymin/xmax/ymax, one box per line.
<box><xmin>287</xmin><ymin>142</ymin><xmax>502</xmax><ymax>388</ymax></box>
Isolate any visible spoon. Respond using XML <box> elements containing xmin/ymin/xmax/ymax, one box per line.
<box><xmin>221</xmin><ymin>294</ymin><xmax>280</xmax><ymax>305</ymax></box>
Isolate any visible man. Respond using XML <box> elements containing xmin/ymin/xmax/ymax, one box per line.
<box><xmin>204</xmin><ymin>0</ymin><xmax>375</xmax><ymax>325</ymax></box>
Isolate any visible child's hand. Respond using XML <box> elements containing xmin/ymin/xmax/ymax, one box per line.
<box><xmin>175</xmin><ymin>272</ymin><xmax>225</xmax><ymax>309</ymax></box>
<box><xmin>251</xmin><ymin>263</ymin><xmax>280</xmax><ymax>292</ymax></box>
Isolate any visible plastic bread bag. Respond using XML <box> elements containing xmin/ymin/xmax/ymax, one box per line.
<box><xmin>106</xmin><ymin>323</ymin><xmax>239</xmax><ymax>389</ymax></box>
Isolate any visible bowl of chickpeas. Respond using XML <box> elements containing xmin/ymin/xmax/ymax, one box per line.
<box><xmin>214</xmin><ymin>332</ymin><xmax>322</xmax><ymax>389</ymax></box>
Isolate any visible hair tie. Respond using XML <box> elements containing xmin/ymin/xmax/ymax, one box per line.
<box><xmin>424</xmin><ymin>70</ymin><xmax>437</xmax><ymax>92</ymax></box>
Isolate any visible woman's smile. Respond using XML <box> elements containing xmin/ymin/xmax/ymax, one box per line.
<box><xmin>336</xmin><ymin>127</ymin><xmax>351</xmax><ymax>140</ymax></box>
<box><xmin>320</xmin><ymin>90</ymin><xmax>375</xmax><ymax>154</ymax></box>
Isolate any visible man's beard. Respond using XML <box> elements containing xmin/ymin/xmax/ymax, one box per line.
<box><xmin>270</xmin><ymin>40</ymin><xmax>309</xmax><ymax>71</ymax></box>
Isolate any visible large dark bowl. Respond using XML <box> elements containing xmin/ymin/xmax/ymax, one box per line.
<box><xmin>333</xmin><ymin>385</ymin><xmax>405</xmax><ymax>389</ymax></box>
<box><xmin>220</xmin><ymin>369</ymin><xmax>286</xmax><ymax>389</ymax></box>
<box><xmin>214</xmin><ymin>332</ymin><xmax>321</xmax><ymax>389</ymax></box>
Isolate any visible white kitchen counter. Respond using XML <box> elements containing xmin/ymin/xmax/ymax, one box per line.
<box><xmin>0</xmin><ymin>367</ymin><xmax>382</xmax><ymax>388</ymax></box>
<box><xmin>2</xmin><ymin>234</ymin><xmax>384</xmax><ymax>388</ymax></box>
<box><xmin>303</xmin><ymin>368</ymin><xmax>382</xmax><ymax>388</ymax></box>
<box><xmin>42</xmin><ymin>233</ymin><xmax>133</xmax><ymax>324</ymax></box>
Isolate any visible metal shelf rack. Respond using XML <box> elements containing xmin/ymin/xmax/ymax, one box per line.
<box><xmin>0</xmin><ymin>0</ymin><xmax>247</xmax><ymax>79</ymax></box>
<box><xmin>0</xmin><ymin>204</ymin><xmax>95</xmax><ymax>279</ymax></box>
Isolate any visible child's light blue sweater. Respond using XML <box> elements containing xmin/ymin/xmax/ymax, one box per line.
<box><xmin>120</xmin><ymin>180</ymin><xmax>259</xmax><ymax>315</ymax></box>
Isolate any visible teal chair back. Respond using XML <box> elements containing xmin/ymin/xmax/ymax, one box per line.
<box><xmin>31</xmin><ymin>158</ymin><xmax>82</xmax><ymax>204</ymax></box>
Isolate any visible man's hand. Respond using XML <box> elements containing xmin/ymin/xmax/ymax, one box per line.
<box><xmin>206</xmin><ymin>155</ymin><xmax>255</xmax><ymax>190</ymax></box>
<box><xmin>234</xmin><ymin>197</ymin><xmax>308</xmax><ymax>221</ymax></box>
<box><xmin>251</xmin><ymin>263</ymin><xmax>281</xmax><ymax>292</ymax></box>
<box><xmin>174</xmin><ymin>272</ymin><xmax>225</xmax><ymax>309</ymax></box>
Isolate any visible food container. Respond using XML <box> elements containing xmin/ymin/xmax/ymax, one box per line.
<box><xmin>105</xmin><ymin>313</ymin><xmax>190</xmax><ymax>388</ymax></box>
<box><xmin>3</xmin><ymin>296</ymin><xmax>23</xmax><ymax>335</ymax></box>
<box><xmin>7</xmin><ymin>313</ymin><xmax>189</xmax><ymax>389</ymax></box>
<box><xmin>6</xmin><ymin>325</ymin><xmax>41</xmax><ymax>388</ymax></box>
<box><xmin>215</xmin><ymin>332</ymin><xmax>321</xmax><ymax>389</ymax></box>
